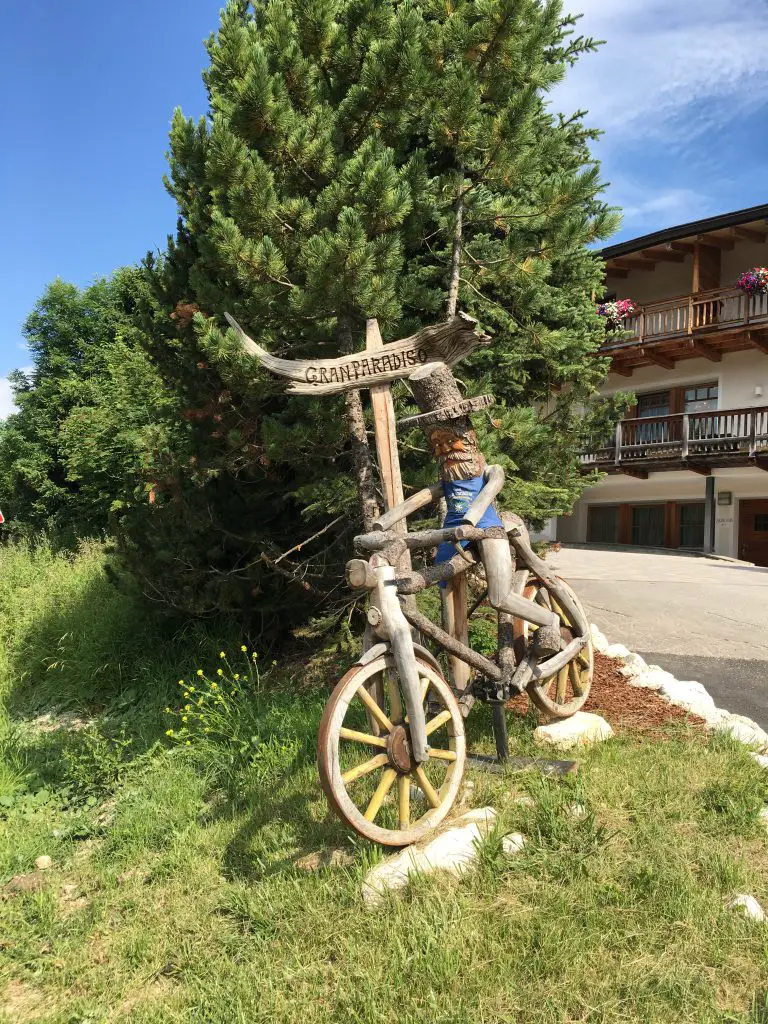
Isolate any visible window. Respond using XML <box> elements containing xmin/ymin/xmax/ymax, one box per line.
<box><xmin>631</xmin><ymin>505</ymin><xmax>665</xmax><ymax>547</ymax></box>
<box><xmin>755</xmin><ymin>514</ymin><xmax>768</xmax><ymax>532</ymax></box>
<box><xmin>587</xmin><ymin>505</ymin><xmax>619</xmax><ymax>544</ymax></box>
<box><xmin>636</xmin><ymin>391</ymin><xmax>671</xmax><ymax>445</ymax></box>
<box><xmin>679</xmin><ymin>503</ymin><xmax>705</xmax><ymax>549</ymax></box>
<box><xmin>637</xmin><ymin>391</ymin><xmax>670</xmax><ymax>418</ymax></box>
<box><xmin>684</xmin><ymin>382</ymin><xmax>718</xmax><ymax>413</ymax></box>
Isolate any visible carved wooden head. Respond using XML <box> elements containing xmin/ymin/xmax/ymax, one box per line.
<box><xmin>427</xmin><ymin>422</ymin><xmax>485</xmax><ymax>482</ymax></box>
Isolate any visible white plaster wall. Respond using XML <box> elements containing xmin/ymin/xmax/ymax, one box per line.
<box><xmin>710</xmin><ymin>466</ymin><xmax>768</xmax><ymax>558</ymax></box>
<box><xmin>599</xmin><ymin>350</ymin><xmax>768</xmax><ymax>409</ymax></box>
<box><xmin>530</xmin><ymin>518</ymin><xmax>557</xmax><ymax>543</ymax></box>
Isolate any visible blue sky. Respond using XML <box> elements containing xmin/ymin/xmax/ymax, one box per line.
<box><xmin>2</xmin><ymin>0</ymin><xmax>768</xmax><ymax>417</ymax></box>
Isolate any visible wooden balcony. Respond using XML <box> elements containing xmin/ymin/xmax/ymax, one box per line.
<box><xmin>602</xmin><ymin>287</ymin><xmax>768</xmax><ymax>375</ymax></box>
<box><xmin>581</xmin><ymin>405</ymin><xmax>768</xmax><ymax>477</ymax></box>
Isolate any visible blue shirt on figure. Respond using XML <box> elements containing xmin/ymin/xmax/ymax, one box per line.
<box><xmin>434</xmin><ymin>476</ymin><xmax>503</xmax><ymax>574</ymax></box>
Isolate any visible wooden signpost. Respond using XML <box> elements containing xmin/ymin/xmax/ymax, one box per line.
<box><xmin>227</xmin><ymin>312</ymin><xmax>490</xmax><ymax>691</ymax></box>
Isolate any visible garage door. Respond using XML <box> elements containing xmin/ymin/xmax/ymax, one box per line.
<box><xmin>739</xmin><ymin>499</ymin><xmax>768</xmax><ymax>566</ymax></box>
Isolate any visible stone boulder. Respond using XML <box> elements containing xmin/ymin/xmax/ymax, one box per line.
<box><xmin>533</xmin><ymin>712</ymin><xmax>613</xmax><ymax>751</ymax></box>
<box><xmin>362</xmin><ymin>807</ymin><xmax>524</xmax><ymax>906</ymax></box>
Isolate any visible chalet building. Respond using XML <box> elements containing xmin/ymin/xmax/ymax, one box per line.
<box><xmin>556</xmin><ymin>203</ymin><xmax>768</xmax><ymax>567</ymax></box>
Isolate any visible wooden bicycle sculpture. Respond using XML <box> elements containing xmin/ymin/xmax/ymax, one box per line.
<box><xmin>317</xmin><ymin>361</ymin><xmax>593</xmax><ymax>846</ymax></box>
<box><xmin>226</xmin><ymin>312</ymin><xmax>593</xmax><ymax>848</ymax></box>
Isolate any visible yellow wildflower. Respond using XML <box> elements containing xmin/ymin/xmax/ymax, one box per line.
<box><xmin>183</xmin><ymin>692</ymin><xmax>190</xmax><ymax>699</ymax></box>
<box><xmin>165</xmin><ymin>729</ymin><xmax>174</xmax><ymax>737</ymax></box>
<box><xmin>240</xmin><ymin>645</ymin><xmax>247</xmax><ymax>653</ymax></box>
<box><xmin>182</xmin><ymin>715</ymin><xmax>188</xmax><ymax>722</ymax></box>
<box><xmin>197</xmin><ymin>669</ymin><xmax>204</xmax><ymax>677</ymax></box>
<box><xmin>217</xmin><ymin>668</ymin><xmax>224</xmax><ymax>677</ymax></box>
<box><xmin>178</xmin><ymin>679</ymin><xmax>184</xmax><ymax>686</ymax></box>
<box><xmin>211</xmin><ymin>682</ymin><xmax>218</xmax><ymax>689</ymax></box>
<box><xmin>219</xmin><ymin>651</ymin><xmax>226</xmax><ymax>659</ymax></box>
<box><xmin>234</xmin><ymin>673</ymin><xmax>240</xmax><ymax>680</ymax></box>
<box><xmin>185</xmin><ymin>740</ymin><xmax>191</xmax><ymax>746</ymax></box>
<box><xmin>252</xmin><ymin>652</ymin><xmax>258</xmax><ymax>661</ymax></box>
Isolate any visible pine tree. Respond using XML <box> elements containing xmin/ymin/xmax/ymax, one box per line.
<box><xmin>110</xmin><ymin>0</ymin><xmax>623</xmax><ymax>629</ymax></box>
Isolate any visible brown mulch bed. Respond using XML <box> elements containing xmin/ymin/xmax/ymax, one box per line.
<box><xmin>507</xmin><ymin>652</ymin><xmax>706</xmax><ymax>734</ymax></box>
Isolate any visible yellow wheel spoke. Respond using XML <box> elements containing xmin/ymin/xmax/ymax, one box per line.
<box><xmin>552</xmin><ymin>597</ymin><xmax>572</xmax><ymax>629</ymax></box>
<box><xmin>356</xmin><ymin>685</ymin><xmax>394</xmax><ymax>734</ymax></box>
<box><xmin>342</xmin><ymin>753</ymin><xmax>389</xmax><ymax>785</ymax></box>
<box><xmin>420</xmin><ymin>676</ymin><xmax>431</xmax><ymax>702</ymax></box>
<box><xmin>556</xmin><ymin>665</ymin><xmax>568</xmax><ymax>704</ymax></box>
<box><xmin>364</xmin><ymin>768</ymin><xmax>398</xmax><ymax>822</ymax></box>
<box><xmin>339</xmin><ymin>727</ymin><xmax>387</xmax><ymax>749</ymax></box>
<box><xmin>428</xmin><ymin>748</ymin><xmax>457</xmax><ymax>762</ymax></box>
<box><xmin>398</xmin><ymin>774</ymin><xmax>410</xmax><ymax>830</ymax></box>
<box><xmin>569</xmin><ymin>660</ymin><xmax>584</xmax><ymax>696</ymax></box>
<box><xmin>414</xmin><ymin>765</ymin><xmax>441</xmax><ymax>809</ymax></box>
<box><xmin>425</xmin><ymin>708</ymin><xmax>452</xmax><ymax>736</ymax></box>
<box><xmin>386</xmin><ymin>672</ymin><xmax>404</xmax><ymax>725</ymax></box>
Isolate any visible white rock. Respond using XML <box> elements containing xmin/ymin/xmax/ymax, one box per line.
<box><xmin>727</xmin><ymin>894</ymin><xmax>766</xmax><ymax>922</ymax></box>
<box><xmin>533</xmin><ymin>712</ymin><xmax>614</xmax><ymax>751</ymax></box>
<box><xmin>456</xmin><ymin>806</ymin><xmax>497</xmax><ymax>827</ymax></box>
<box><xmin>660</xmin><ymin>678</ymin><xmax>710</xmax><ymax>700</ymax></box>
<box><xmin>714</xmin><ymin>715</ymin><xmax>768</xmax><ymax>753</ymax></box>
<box><xmin>589</xmin><ymin>623</ymin><xmax>609</xmax><ymax>654</ymax></box>
<box><xmin>567</xmin><ymin>802</ymin><xmax>587</xmax><ymax>819</ymax></box>
<box><xmin>628</xmin><ymin>668</ymin><xmax>675</xmax><ymax>691</ymax></box>
<box><xmin>362</xmin><ymin>807</ymin><xmax>497</xmax><ymax>906</ymax></box>
<box><xmin>750</xmin><ymin>753</ymin><xmax>768</xmax><ymax>769</ymax></box>
<box><xmin>501</xmin><ymin>833</ymin><xmax>526</xmax><ymax>856</ymax></box>
<box><xmin>34</xmin><ymin>856</ymin><xmax>53</xmax><ymax>871</ymax></box>
<box><xmin>604</xmin><ymin>643</ymin><xmax>631</xmax><ymax>660</ymax></box>
<box><xmin>617</xmin><ymin>652</ymin><xmax>648</xmax><ymax>678</ymax></box>
<box><xmin>508</xmin><ymin>793</ymin><xmax>535</xmax><ymax>809</ymax></box>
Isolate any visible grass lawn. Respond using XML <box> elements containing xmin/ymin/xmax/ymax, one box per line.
<box><xmin>2</xmin><ymin>542</ymin><xmax>768</xmax><ymax>1023</ymax></box>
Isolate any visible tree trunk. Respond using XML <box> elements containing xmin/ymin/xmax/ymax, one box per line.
<box><xmin>446</xmin><ymin>177</ymin><xmax>464</xmax><ymax>318</ymax></box>
<box><xmin>338</xmin><ymin>316</ymin><xmax>379</xmax><ymax>530</ymax></box>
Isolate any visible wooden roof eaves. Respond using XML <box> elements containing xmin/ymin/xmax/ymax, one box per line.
<box><xmin>599</xmin><ymin>203</ymin><xmax>768</xmax><ymax>261</ymax></box>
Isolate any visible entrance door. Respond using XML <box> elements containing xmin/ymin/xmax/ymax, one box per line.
<box><xmin>679</xmin><ymin>503</ymin><xmax>705</xmax><ymax>549</ymax></box>
<box><xmin>739</xmin><ymin>499</ymin><xmax>768</xmax><ymax>566</ymax></box>
<box><xmin>631</xmin><ymin>505</ymin><xmax>665</xmax><ymax>547</ymax></box>
<box><xmin>587</xmin><ymin>505</ymin><xmax>619</xmax><ymax>543</ymax></box>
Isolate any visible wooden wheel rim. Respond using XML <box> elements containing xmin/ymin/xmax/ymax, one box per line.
<box><xmin>317</xmin><ymin>654</ymin><xmax>466</xmax><ymax>846</ymax></box>
<box><xmin>513</xmin><ymin>577</ymin><xmax>593</xmax><ymax>719</ymax></box>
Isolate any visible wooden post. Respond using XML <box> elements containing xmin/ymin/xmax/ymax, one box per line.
<box><xmin>682</xmin><ymin>413</ymin><xmax>690</xmax><ymax>459</ymax></box>
<box><xmin>442</xmin><ymin>576</ymin><xmax>471</xmax><ymax>692</ymax></box>
<box><xmin>365</xmin><ymin>320</ymin><xmax>413</xmax><ymax>576</ymax></box>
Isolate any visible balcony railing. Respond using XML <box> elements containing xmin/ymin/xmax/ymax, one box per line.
<box><xmin>581</xmin><ymin>405</ymin><xmax>768</xmax><ymax>468</ymax></box>
<box><xmin>603</xmin><ymin>286</ymin><xmax>768</xmax><ymax>348</ymax></box>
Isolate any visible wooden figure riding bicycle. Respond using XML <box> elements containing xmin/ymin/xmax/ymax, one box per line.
<box><xmin>227</xmin><ymin>312</ymin><xmax>594</xmax><ymax>847</ymax></box>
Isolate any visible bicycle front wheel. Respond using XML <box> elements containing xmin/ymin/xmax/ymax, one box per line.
<box><xmin>318</xmin><ymin>653</ymin><xmax>465</xmax><ymax>846</ymax></box>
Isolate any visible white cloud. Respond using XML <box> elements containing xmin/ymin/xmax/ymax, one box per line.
<box><xmin>0</xmin><ymin>377</ymin><xmax>16</xmax><ymax>420</ymax></box>
<box><xmin>554</xmin><ymin>0</ymin><xmax>768</xmax><ymax>142</ymax></box>
<box><xmin>611</xmin><ymin>185</ymin><xmax>710</xmax><ymax>227</ymax></box>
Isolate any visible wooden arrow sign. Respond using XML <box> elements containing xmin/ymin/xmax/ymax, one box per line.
<box><xmin>225</xmin><ymin>312</ymin><xmax>490</xmax><ymax>395</ymax></box>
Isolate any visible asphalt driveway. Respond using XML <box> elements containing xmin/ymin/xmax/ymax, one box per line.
<box><xmin>547</xmin><ymin>546</ymin><xmax>768</xmax><ymax>729</ymax></box>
